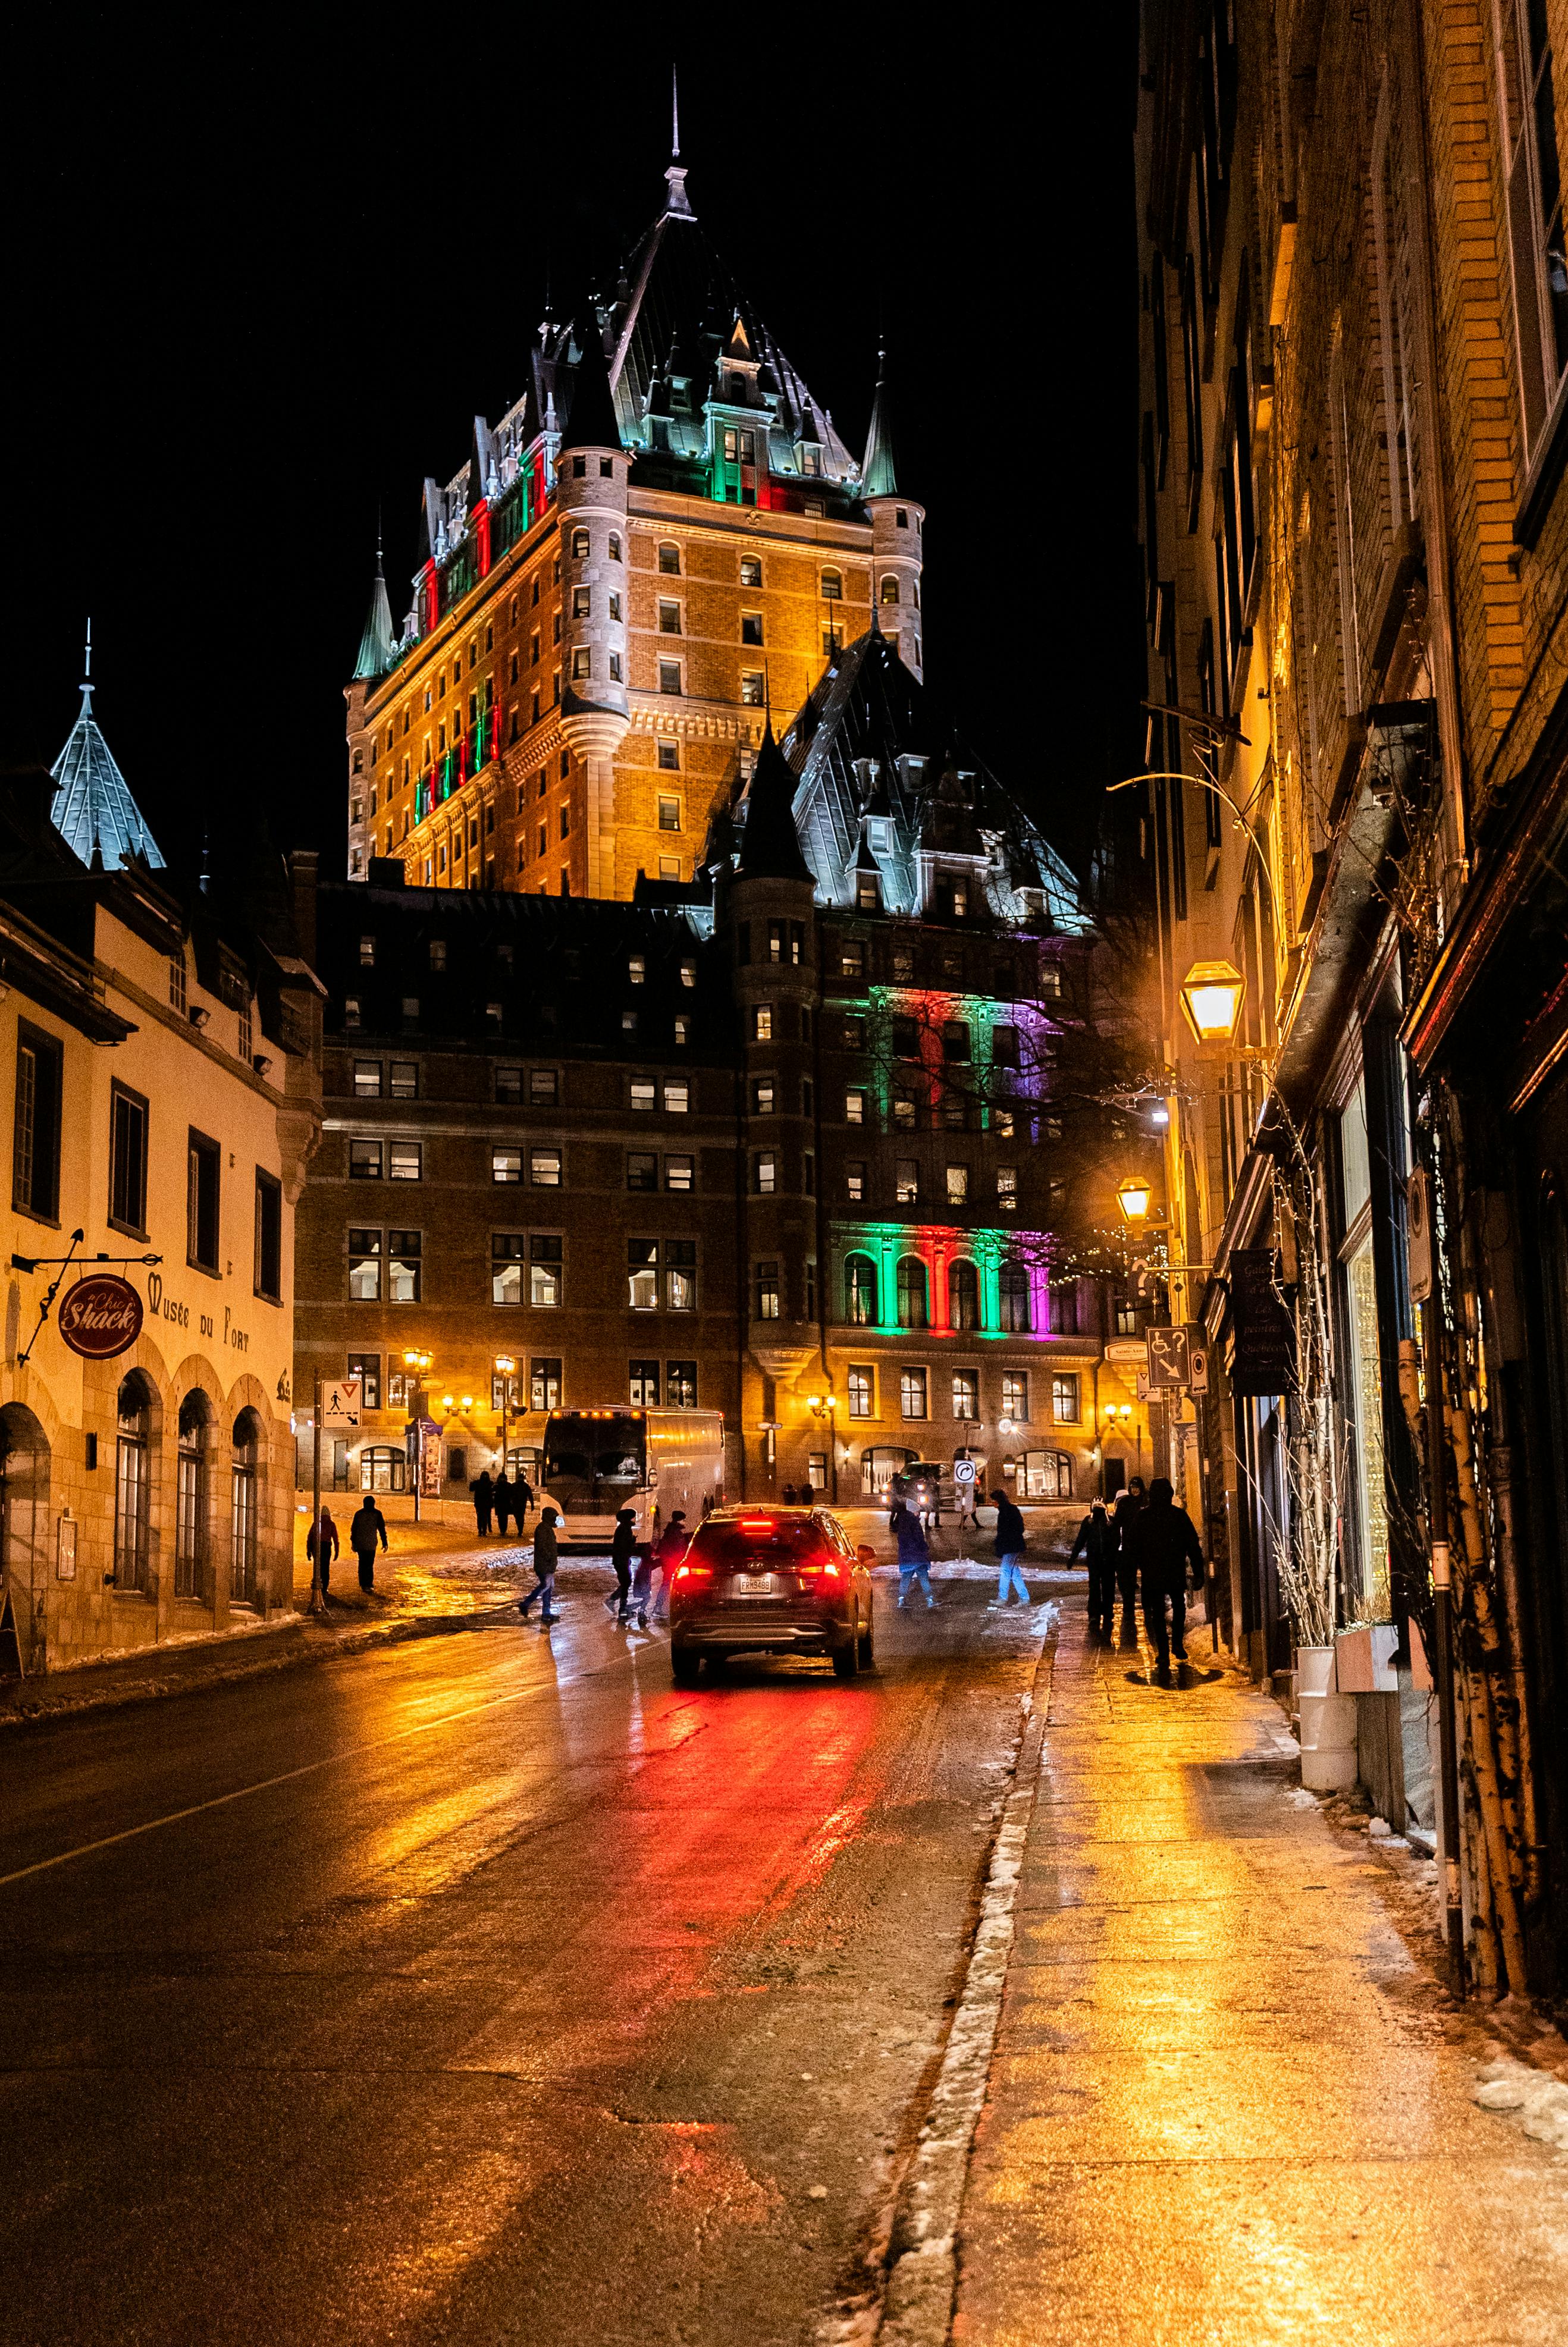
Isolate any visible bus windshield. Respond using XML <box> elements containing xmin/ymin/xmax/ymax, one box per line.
<box><xmin>542</xmin><ymin>1412</ymin><xmax>648</xmax><ymax>1503</ymax></box>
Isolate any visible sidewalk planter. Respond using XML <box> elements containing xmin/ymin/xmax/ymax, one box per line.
<box><xmin>1297</xmin><ymin>1643</ymin><xmax>1358</xmax><ymax>1790</ymax></box>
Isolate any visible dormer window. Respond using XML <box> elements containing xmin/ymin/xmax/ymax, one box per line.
<box><xmin>801</xmin><ymin>447</ymin><xmax>821</xmax><ymax>476</ymax></box>
<box><xmin>857</xmin><ymin>875</ymin><xmax>879</xmax><ymax>914</ymax></box>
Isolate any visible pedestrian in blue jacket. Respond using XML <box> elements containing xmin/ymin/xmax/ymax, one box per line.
<box><xmin>889</xmin><ymin>1496</ymin><xmax>937</xmax><ymax>1609</ymax></box>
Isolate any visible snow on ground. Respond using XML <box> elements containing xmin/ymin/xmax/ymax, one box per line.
<box><xmin>1475</xmin><ymin>2058</ymin><xmax>1568</xmax><ymax>2151</ymax></box>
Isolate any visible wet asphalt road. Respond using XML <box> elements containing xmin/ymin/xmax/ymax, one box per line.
<box><xmin>0</xmin><ymin>1571</ymin><xmax>1050</xmax><ymax>2346</ymax></box>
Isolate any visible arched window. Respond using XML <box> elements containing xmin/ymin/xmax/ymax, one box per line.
<box><xmin>230</xmin><ymin>1408</ymin><xmax>262</xmax><ymax>1604</ymax></box>
<box><xmin>820</xmin><ymin>568</ymin><xmax>842</xmax><ymax>601</ymax></box>
<box><xmin>658</xmin><ymin>542</ymin><xmax>682</xmax><ymax>576</ymax></box>
<box><xmin>114</xmin><ymin>1373</ymin><xmax>154</xmax><ymax>1593</ymax></box>
<box><xmin>0</xmin><ymin>1402</ymin><xmax>51</xmax><ymax>1613</ymax></box>
<box><xmin>896</xmin><ymin>1256</ymin><xmax>929</xmax><ymax>1329</ymax></box>
<box><xmin>845</xmin><ymin>1253</ymin><xmax>879</xmax><ymax>1327</ymax></box>
<box><xmin>360</xmin><ymin>1446</ymin><xmax>407</xmax><ymax>1494</ymax></box>
<box><xmin>880</xmin><ymin>575</ymin><xmax>900</xmax><ymax>605</ymax></box>
<box><xmin>949</xmin><ymin>1259</ymin><xmax>980</xmax><ymax>1330</ymax></box>
<box><xmin>571</xmin><ymin>528</ymin><xmax>590</xmax><ymax>559</ymax></box>
<box><xmin>175</xmin><ymin>1391</ymin><xmax>212</xmax><ymax>1601</ymax></box>
<box><xmin>609</xmin><ymin>533</ymin><xmax>622</xmax><ymax>562</ymax></box>
<box><xmin>999</xmin><ymin>1262</ymin><xmax>1031</xmax><ymax>1333</ymax></box>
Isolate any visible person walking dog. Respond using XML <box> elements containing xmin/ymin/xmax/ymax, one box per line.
<box><xmin>518</xmin><ymin>1505</ymin><xmax>560</xmax><ymax>1625</ymax></box>
<box><xmin>990</xmin><ymin>1491</ymin><xmax>1030</xmax><ymax>1606</ymax></box>
<box><xmin>348</xmin><ymin>1495</ymin><xmax>388</xmax><ymax>1596</ymax></box>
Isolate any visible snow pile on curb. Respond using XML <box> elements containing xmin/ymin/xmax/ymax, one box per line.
<box><xmin>1475</xmin><ymin>2058</ymin><xmax>1568</xmax><ymax>2150</ymax></box>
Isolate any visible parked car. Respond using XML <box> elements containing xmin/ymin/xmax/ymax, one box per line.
<box><xmin>667</xmin><ymin>1507</ymin><xmax>875</xmax><ymax>1686</ymax></box>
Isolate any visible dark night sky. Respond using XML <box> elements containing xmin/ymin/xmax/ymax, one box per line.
<box><xmin>4</xmin><ymin>14</ymin><xmax>1141</xmax><ymax>884</ymax></box>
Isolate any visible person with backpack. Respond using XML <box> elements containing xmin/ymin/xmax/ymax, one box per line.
<box><xmin>1123</xmin><ymin>1477</ymin><xmax>1205</xmax><ymax>1677</ymax></box>
<box><xmin>348</xmin><ymin>1495</ymin><xmax>388</xmax><ymax>1596</ymax></box>
<box><xmin>1070</xmin><ymin>1497</ymin><xmax>1118</xmax><ymax>1638</ymax></box>
<box><xmin>889</xmin><ymin>1492</ymin><xmax>937</xmax><ymax>1609</ymax></box>
<box><xmin>604</xmin><ymin>1507</ymin><xmax>637</xmax><ymax>1626</ymax></box>
<box><xmin>990</xmin><ymin>1490</ymin><xmax>1030</xmax><ymax>1606</ymax></box>
<box><xmin>518</xmin><ymin>1506</ymin><xmax>560</xmax><ymax>1626</ymax></box>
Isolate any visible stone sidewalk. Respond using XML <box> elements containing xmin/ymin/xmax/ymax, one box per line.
<box><xmin>953</xmin><ymin>1595</ymin><xmax>1568</xmax><ymax>2345</ymax></box>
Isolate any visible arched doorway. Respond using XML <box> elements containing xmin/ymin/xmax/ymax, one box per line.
<box><xmin>0</xmin><ymin>1404</ymin><xmax>51</xmax><ymax>1611</ymax></box>
<box><xmin>230</xmin><ymin>1408</ymin><xmax>263</xmax><ymax>1604</ymax></box>
<box><xmin>114</xmin><ymin>1372</ymin><xmax>155</xmax><ymax>1594</ymax></box>
<box><xmin>175</xmin><ymin>1391</ymin><xmax>214</xmax><ymax>1602</ymax></box>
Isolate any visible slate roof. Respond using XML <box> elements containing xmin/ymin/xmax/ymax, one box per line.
<box><xmin>733</xmin><ymin>723</ymin><xmax>814</xmax><ymax>884</ymax></box>
<box><xmin>764</xmin><ymin>627</ymin><xmax>1087</xmax><ymax>934</ymax></box>
<box><xmin>353</xmin><ymin>552</ymin><xmax>397</xmax><ymax>682</ymax></box>
<box><xmin>861</xmin><ymin>352</ymin><xmax>900</xmax><ymax>499</ymax></box>
<box><xmin>50</xmin><ymin>674</ymin><xmax>164</xmax><ymax>873</ymax></box>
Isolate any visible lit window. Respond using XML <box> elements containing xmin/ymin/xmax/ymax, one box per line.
<box><xmin>491</xmin><ymin>1234</ymin><xmax>525</xmax><ymax>1305</ymax></box>
<box><xmin>347</xmin><ymin>1229</ymin><xmax>381</xmax><ymax>1300</ymax></box>
<box><xmin>572</xmin><ymin>586</ymin><xmax>590</xmax><ymax>617</ymax></box>
<box><xmin>350</xmin><ymin>1138</ymin><xmax>382</xmax><ymax>1180</ymax></box>
<box><xmin>848</xmin><ymin>1365</ymin><xmax>874</xmax><ymax>1419</ymax></box>
<box><xmin>845</xmin><ymin>1087</ymin><xmax>867</xmax><ymax>1124</ymax></box>
<box><xmin>529</xmin><ymin>1147</ymin><xmax>562</xmax><ymax>1187</ymax></box>
<box><xmin>755</xmin><ymin>1005</ymin><xmax>776</xmax><ymax>1044</ymax></box>
<box><xmin>658</xmin><ymin>856</ymin><xmax>680</xmax><ymax>880</ymax></box>
<box><xmin>754</xmin><ymin>1152</ymin><xmax>777</xmax><ymax>1194</ymax></box>
<box><xmin>658</xmin><ymin>600</ymin><xmax>682</xmax><ymax>634</ymax></box>
<box><xmin>664</xmin><ymin>1240</ymin><xmax>696</xmax><ymax>1310</ymax></box>
<box><xmin>386</xmin><ymin>1230</ymin><xmax>421</xmax><ymax>1303</ymax></box>
<box><xmin>946</xmin><ymin>1165</ymin><xmax>970</xmax><ymax>1204</ymax></box>
<box><xmin>628</xmin><ymin>1239</ymin><xmax>658</xmax><ymax>1310</ymax></box>
<box><xmin>846</xmin><ymin>1161</ymin><xmax>867</xmax><ymax>1201</ymax></box>
<box><xmin>572</xmin><ymin>528</ymin><xmax>589</xmax><ymax>559</ymax></box>
<box><xmin>892</xmin><ymin>1093</ymin><xmax>917</xmax><ymax>1131</ymax></box>
<box><xmin>680</xmin><ymin>959</ymin><xmax>697</xmax><ymax>987</ymax></box>
<box><xmin>896</xmin><ymin>1160</ymin><xmax>919</xmax><ymax>1204</ymax></box>
<box><xmin>899</xmin><ymin>1367</ymin><xmax>928</xmax><ymax>1420</ymax></box>
<box><xmin>740</xmin><ymin>670</ymin><xmax>766</xmax><ymax>706</ymax></box>
<box><xmin>631</xmin><ymin>1079</ymin><xmax>656</xmax><ymax>1112</ymax></box>
<box><xmin>997</xmin><ymin>1167</ymin><xmax>1018</xmax><ymax>1210</ymax></box>
<box><xmin>1002</xmin><ymin>1373</ymin><xmax>1028</xmax><ymax>1423</ymax></box>
<box><xmin>820</xmin><ymin>569</ymin><xmax>842</xmax><ymax>600</ymax></box>
<box><xmin>952</xmin><ymin>1371</ymin><xmax>978</xmax><ymax>1421</ymax></box>
<box><xmin>389</xmin><ymin>1143</ymin><xmax>421</xmax><ymax>1181</ymax></box>
<box><xmin>663</xmin><ymin>1081</ymin><xmax>689</xmax><ymax>1113</ymax></box>
<box><xmin>840</xmin><ymin>941</ymin><xmax>865</xmax><ymax>978</ymax></box>
<box><xmin>658</xmin><ymin>796</ymin><xmax>681</xmax><ymax>831</ymax></box>
<box><xmin>493</xmin><ymin>1148</ymin><xmax>522</xmax><ymax>1184</ymax></box>
<box><xmin>880</xmin><ymin>575</ymin><xmax>900</xmax><ymax>604</ymax></box>
<box><xmin>741</xmin><ymin>556</ymin><xmax>763</xmax><ymax>586</ymax></box>
<box><xmin>628</xmin><ymin>953</ymin><xmax>646</xmax><ymax>984</ymax></box>
<box><xmin>673</xmin><ymin>1014</ymin><xmax>689</xmax><ymax>1041</ymax></box>
<box><xmin>658</xmin><ymin>741</ymin><xmax>680</xmax><ymax>771</ymax></box>
<box><xmin>667</xmin><ymin>1360</ymin><xmax>698</xmax><ymax>1407</ymax></box>
<box><xmin>572</xmin><ymin>648</ymin><xmax>591</xmax><ymax>679</ymax></box>
<box><xmin>529</xmin><ymin>1067</ymin><xmax>558</xmax><ymax>1105</ymax></box>
<box><xmin>665</xmin><ymin>1154</ymin><xmax>694</xmax><ymax>1191</ymax></box>
<box><xmin>629</xmin><ymin>1358</ymin><xmax>660</xmax><ymax>1407</ymax></box>
<box><xmin>755</xmin><ymin>1261</ymin><xmax>780</xmax><ymax>1319</ymax></box>
<box><xmin>390</xmin><ymin>1062</ymin><xmax>418</xmax><ymax>1098</ymax></box>
<box><xmin>529</xmin><ymin>1235</ymin><xmax>563</xmax><ymax>1306</ymax></box>
<box><xmin>353</xmin><ymin>1060</ymin><xmax>382</xmax><ymax>1097</ymax></box>
<box><xmin>1052</xmin><ymin>1374</ymin><xmax>1080</xmax><ymax>1425</ymax></box>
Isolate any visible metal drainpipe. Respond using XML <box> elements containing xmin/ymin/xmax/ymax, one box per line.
<box><xmin>1425</xmin><ymin>1292</ymin><xmax>1466</xmax><ymax>1998</ymax></box>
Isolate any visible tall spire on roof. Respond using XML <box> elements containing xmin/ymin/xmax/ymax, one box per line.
<box><xmin>50</xmin><ymin>629</ymin><xmax>165</xmax><ymax>873</ymax></box>
<box><xmin>559</xmin><ymin>309</ymin><xmax>623</xmax><ymax>453</ymax></box>
<box><xmin>353</xmin><ymin>538</ymin><xmax>397</xmax><ymax>680</ymax></box>
<box><xmin>735</xmin><ymin>721</ymin><xmax>813</xmax><ymax>884</ymax></box>
<box><xmin>862</xmin><ymin>344</ymin><xmax>899</xmax><ymax>498</ymax></box>
<box><xmin>664</xmin><ymin>64</ymin><xmax>694</xmax><ymax>216</ymax></box>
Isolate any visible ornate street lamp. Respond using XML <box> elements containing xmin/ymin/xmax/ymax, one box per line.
<box><xmin>495</xmin><ymin>1354</ymin><xmax>517</xmax><ymax>1485</ymax></box>
<box><xmin>1178</xmin><ymin>958</ymin><xmax>1246</xmax><ymax>1046</ymax></box>
<box><xmin>403</xmin><ymin>1348</ymin><xmax>433</xmax><ymax>1521</ymax></box>
<box><xmin>1117</xmin><ymin>1175</ymin><xmax>1153</xmax><ymax>1224</ymax></box>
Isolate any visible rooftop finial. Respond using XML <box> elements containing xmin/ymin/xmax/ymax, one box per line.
<box><xmin>80</xmin><ymin>617</ymin><xmax>95</xmax><ymax>716</ymax></box>
<box><xmin>664</xmin><ymin>68</ymin><xmax>694</xmax><ymax>216</ymax></box>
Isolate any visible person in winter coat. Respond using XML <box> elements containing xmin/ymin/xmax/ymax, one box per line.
<box><xmin>649</xmin><ymin>1510</ymin><xmax>688</xmax><ymax>1626</ymax></box>
<box><xmin>348</xmin><ymin>1497</ymin><xmax>388</xmax><ymax>1596</ymax></box>
<box><xmin>493</xmin><ymin>1474</ymin><xmax>515</xmax><ymax>1538</ymax></box>
<box><xmin>1111</xmin><ymin>1479</ymin><xmax>1146</xmax><ymax>1645</ymax></box>
<box><xmin>1123</xmin><ymin>1477</ymin><xmax>1205</xmax><ymax>1675</ymax></box>
<box><xmin>518</xmin><ymin>1506</ymin><xmax>560</xmax><ymax>1624</ymax></box>
<box><xmin>604</xmin><ymin>1507</ymin><xmax>638</xmax><ymax>1625</ymax></box>
<box><xmin>515</xmin><ymin>1473</ymin><xmax>534</xmax><ymax>1528</ymax></box>
<box><xmin>306</xmin><ymin>1507</ymin><xmax>338</xmax><ymax>1599</ymax></box>
<box><xmin>1070</xmin><ymin>1498</ymin><xmax>1119</xmax><ymax>1638</ymax></box>
<box><xmin>889</xmin><ymin>1496</ymin><xmax>937</xmax><ymax>1609</ymax></box>
<box><xmin>991</xmin><ymin>1492</ymin><xmax>1030</xmax><ymax>1606</ymax></box>
<box><xmin>471</xmin><ymin>1470</ymin><xmax>495</xmax><ymax>1536</ymax></box>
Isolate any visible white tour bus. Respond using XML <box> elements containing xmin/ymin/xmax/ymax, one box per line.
<box><xmin>538</xmin><ymin>1407</ymin><xmax>726</xmax><ymax>1548</ymax></box>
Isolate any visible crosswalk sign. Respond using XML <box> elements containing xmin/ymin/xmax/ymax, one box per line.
<box><xmin>322</xmin><ymin>1379</ymin><xmax>363</xmax><ymax>1430</ymax></box>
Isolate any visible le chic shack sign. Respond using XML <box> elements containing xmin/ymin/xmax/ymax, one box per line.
<box><xmin>57</xmin><ymin>1275</ymin><xmax>143</xmax><ymax>1360</ymax></box>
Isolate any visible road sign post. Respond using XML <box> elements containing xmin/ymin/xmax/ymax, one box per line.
<box><xmin>309</xmin><ymin>1375</ymin><xmax>324</xmax><ymax>1618</ymax></box>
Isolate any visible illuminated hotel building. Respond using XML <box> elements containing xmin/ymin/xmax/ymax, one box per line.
<box><xmin>297</xmin><ymin>158</ymin><xmax>1150</xmax><ymax>1505</ymax></box>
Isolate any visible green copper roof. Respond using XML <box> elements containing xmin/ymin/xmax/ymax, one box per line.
<box><xmin>353</xmin><ymin>551</ymin><xmax>397</xmax><ymax>680</ymax></box>
<box><xmin>50</xmin><ymin>636</ymin><xmax>164</xmax><ymax>873</ymax></box>
<box><xmin>862</xmin><ymin>351</ymin><xmax>899</xmax><ymax>499</ymax></box>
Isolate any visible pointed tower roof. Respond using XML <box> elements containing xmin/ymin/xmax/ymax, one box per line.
<box><xmin>735</xmin><ymin>723</ymin><xmax>813</xmax><ymax>884</ymax></box>
<box><xmin>50</xmin><ymin>628</ymin><xmax>165</xmax><ymax>873</ymax></box>
<box><xmin>466</xmin><ymin>417</ymin><xmax>491</xmax><ymax>513</ymax></box>
<box><xmin>353</xmin><ymin>545</ymin><xmax>397</xmax><ymax>680</ymax></box>
<box><xmin>559</xmin><ymin>311</ymin><xmax>623</xmax><ymax>453</ymax></box>
<box><xmin>862</xmin><ymin>346</ymin><xmax>899</xmax><ymax>498</ymax></box>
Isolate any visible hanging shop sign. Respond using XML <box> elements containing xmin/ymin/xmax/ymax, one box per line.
<box><xmin>57</xmin><ymin>1274</ymin><xmax>143</xmax><ymax>1360</ymax></box>
<box><xmin>1230</xmin><ymin>1248</ymin><xmax>1296</xmax><ymax>1397</ymax></box>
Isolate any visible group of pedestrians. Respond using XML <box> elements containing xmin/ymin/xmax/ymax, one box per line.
<box><xmin>1068</xmin><ymin>1476</ymin><xmax>1206</xmax><ymax>1678</ymax></box>
<box><xmin>469</xmin><ymin>1469</ymin><xmax>534</xmax><ymax>1538</ymax></box>
<box><xmin>516</xmin><ymin>1504</ymin><xmax>694</xmax><ymax>1633</ymax></box>
<box><xmin>305</xmin><ymin>1498</ymin><xmax>389</xmax><ymax>1601</ymax></box>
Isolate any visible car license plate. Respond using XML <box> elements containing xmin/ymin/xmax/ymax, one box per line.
<box><xmin>735</xmin><ymin>1572</ymin><xmax>773</xmax><ymax>1595</ymax></box>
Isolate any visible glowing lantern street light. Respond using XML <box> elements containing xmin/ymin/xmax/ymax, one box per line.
<box><xmin>1117</xmin><ymin>1175</ymin><xmax>1153</xmax><ymax>1224</ymax></box>
<box><xmin>495</xmin><ymin>1354</ymin><xmax>518</xmax><ymax>1485</ymax></box>
<box><xmin>1178</xmin><ymin>958</ymin><xmax>1246</xmax><ymax>1045</ymax></box>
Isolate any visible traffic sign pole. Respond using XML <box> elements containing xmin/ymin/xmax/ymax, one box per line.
<box><xmin>309</xmin><ymin>1373</ymin><xmax>325</xmax><ymax>1617</ymax></box>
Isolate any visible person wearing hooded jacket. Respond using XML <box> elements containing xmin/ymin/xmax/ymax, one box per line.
<box><xmin>518</xmin><ymin>1506</ymin><xmax>560</xmax><ymax>1625</ymax></box>
<box><xmin>1122</xmin><ymin>1477</ymin><xmax>1205</xmax><ymax>1675</ymax></box>
<box><xmin>1111</xmin><ymin>1478</ymin><xmax>1146</xmax><ymax>1645</ymax></box>
<box><xmin>604</xmin><ymin>1507</ymin><xmax>637</xmax><ymax>1626</ymax></box>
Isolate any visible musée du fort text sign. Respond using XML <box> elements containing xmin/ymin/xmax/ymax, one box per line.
<box><xmin>57</xmin><ymin>1275</ymin><xmax>143</xmax><ymax>1360</ymax></box>
<box><xmin>144</xmin><ymin>1269</ymin><xmax>252</xmax><ymax>1355</ymax></box>
<box><xmin>1230</xmin><ymin>1248</ymin><xmax>1296</xmax><ymax>1397</ymax></box>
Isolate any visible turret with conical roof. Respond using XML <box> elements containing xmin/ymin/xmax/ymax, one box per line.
<box><xmin>735</xmin><ymin>723</ymin><xmax>813</xmax><ymax>883</ymax></box>
<box><xmin>861</xmin><ymin>347</ymin><xmax>925</xmax><ymax>682</ymax></box>
<box><xmin>353</xmin><ymin>545</ymin><xmax>397</xmax><ymax>683</ymax></box>
<box><xmin>50</xmin><ymin>626</ymin><xmax>165</xmax><ymax>873</ymax></box>
<box><xmin>557</xmin><ymin>307</ymin><xmax>631</xmax><ymax>890</ymax></box>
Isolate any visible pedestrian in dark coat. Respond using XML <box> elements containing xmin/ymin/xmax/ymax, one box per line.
<box><xmin>519</xmin><ymin>1507</ymin><xmax>560</xmax><ymax>1624</ymax></box>
<box><xmin>516</xmin><ymin>1474</ymin><xmax>534</xmax><ymax>1527</ymax></box>
<box><xmin>1123</xmin><ymin>1477</ymin><xmax>1205</xmax><ymax>1675</ymax></box>
<box><xmin>1112</xmin><ymin>1480</ymin><xmax>1146</xmax><ymax>1645</ymax></box>
<box><xmin>306</xmin><ymin>1506</ymin><xmax>338</xmax><ymax>1599</ymax></box>
<box><xmin>1070</xmin><ymin>1499</ymin><xmax>1118</xmax><ymax>1637</ymax></box>
<box><xmin>348</xmin><ymin>1497</ymin><xmax>388</xmax><ymax>1595</ymax></box>
<box><xmin>471</xmin><ymin>1470</ymin><xmax>495</xmax><ymax>1536</ymax></box>
<box><xmin>890</xmin><ymin>1498</ymin><xmax>936</xmax><ymax>1608</ymax></box>
<box><xmin>604</xmin><ymin>1507</ymin><xmax>637</xmax><ymax>1625</ymax></box>
<box><xmin>493</xmin><ymin>1474</ymin><xmax>514</xmax><ymax>1537</ymax></box>
<box><xmin>991</xmin><ymin>1493</ymin><xmax>1030</xmax><ymax>1606</ymax></box>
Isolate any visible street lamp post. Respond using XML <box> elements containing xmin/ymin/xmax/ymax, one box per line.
<box><xmin>495</xmin><ymin>1354</ymin><xmax>516</xmax><ymax>1490</ymax></box>
<box><xmin>403</xmin><ymin>1348</ymin><xmax>432</xmax><ymax>1522</ymax></box>
<box><xmin>804</xmin><ymin>1388</ymin><xmax>839</xmax><ymax>1502</ymax></box>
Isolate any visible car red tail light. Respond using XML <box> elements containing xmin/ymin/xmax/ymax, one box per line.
<box><xmin>673</xmin><ymin>1562</ymin><xmax>713</xmax><ymax>1582</ymax></box>
<box><xmin>795</xmin><ymin>1560</ymin><xmax>840</xmax><ymax>1579</ymax></box>
<box><xmin>737</xmin><ymin>1517</ymin><xmax>775</xmax><ymax>1533</ymax></box>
